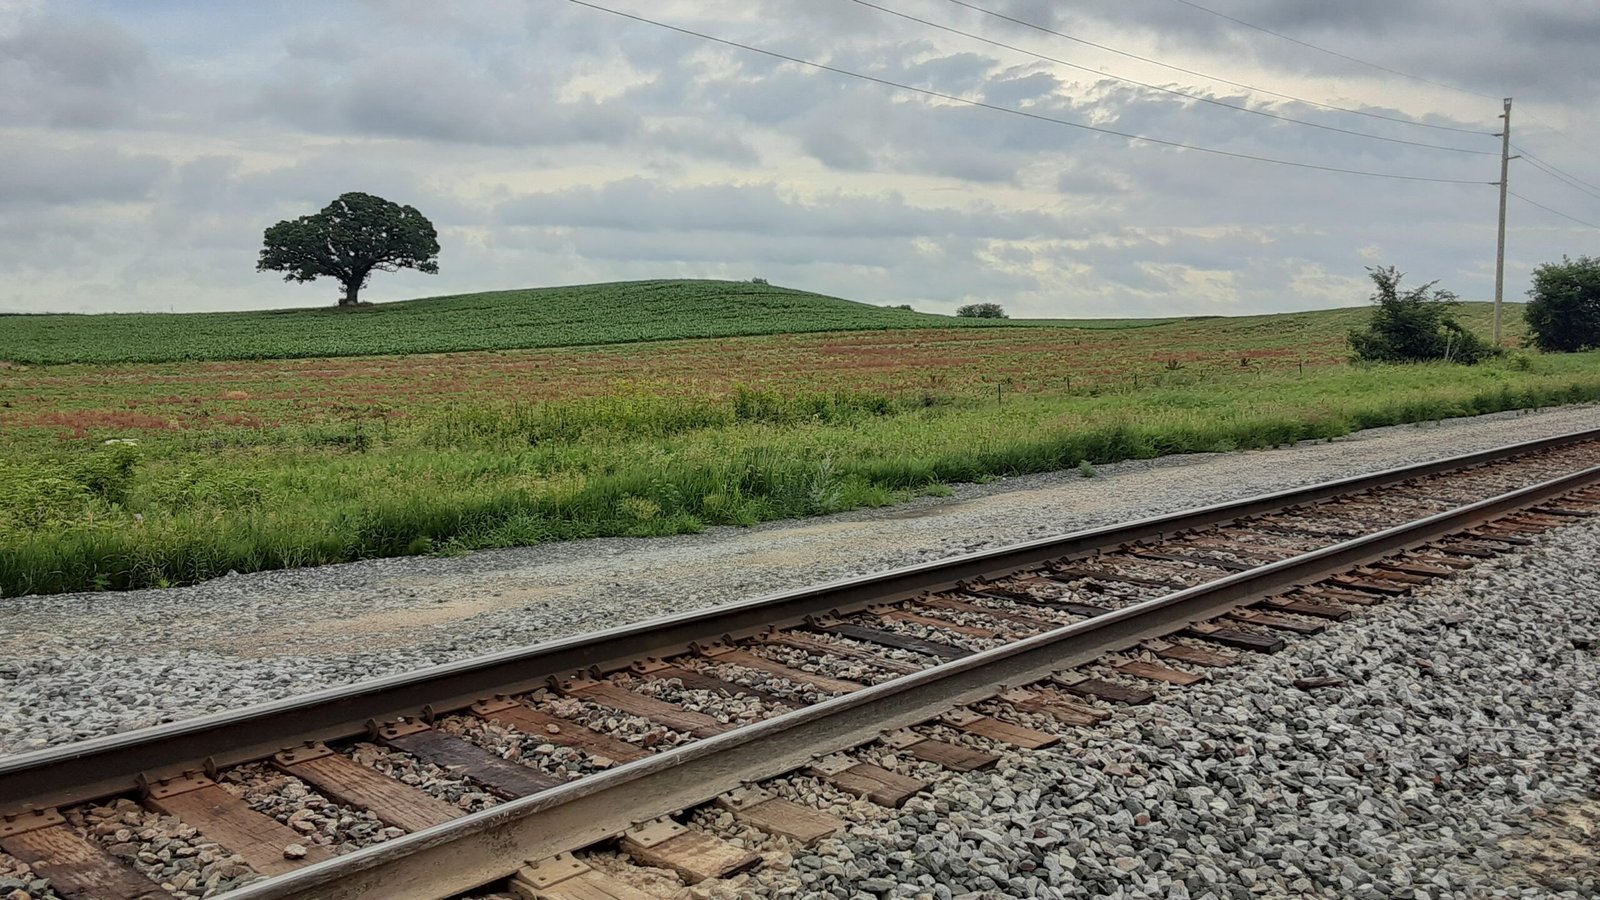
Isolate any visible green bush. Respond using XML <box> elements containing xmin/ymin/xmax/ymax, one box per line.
<box><xmin>1348</xmin><ymin>266</ymin><xmax>1495</xmax><ymax>364</ymax></box>
<box><xmin>1525</xmin><ymin>256</ymin><xmax>1600</xmax><ymax>352</ymax></box>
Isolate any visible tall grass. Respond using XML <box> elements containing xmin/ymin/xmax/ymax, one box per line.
<box><xmin>4</xmin><ymin>356</ymin><xmax>1599</xmax><ymax>596</ymax></box>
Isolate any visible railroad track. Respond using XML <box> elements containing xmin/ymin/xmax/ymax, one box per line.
<box><xmin>5</xmin><ymin>428</ymin><xmax>1600</xmax><ymax>900</ymax></box>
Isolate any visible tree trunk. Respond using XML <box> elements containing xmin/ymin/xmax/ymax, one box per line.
<box><xmin>340</xmin><ymin>279</ymin><xmax>361</xmax><ymax>307</ymax></box>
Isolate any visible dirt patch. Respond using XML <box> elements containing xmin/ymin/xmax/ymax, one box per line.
<box><xmin>1497</xmin><ymin>796</ymin><xmax>1600</xmax><ymax>892</ymax></box>
<box><xmin>208</xmin><ymin>583</ymin><xmax>567</xmax><ymax>656</ymax></box>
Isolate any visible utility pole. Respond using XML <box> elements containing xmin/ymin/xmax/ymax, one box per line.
<box><xmin>1493</xmin><ymin>97</ymin><xmax>1514</xmax><ymax>346</ymax></box>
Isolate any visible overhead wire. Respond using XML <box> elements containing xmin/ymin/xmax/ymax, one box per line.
<box><xmin>1165</xmin><ymin>0</ymin><xmax>1500</xmax><ymax>101</ymax></box>
<box><xmin>1163</xmin><ymin>0</ymin><xmax>1595</xmax><ymax>170</ymax></box>
<box><xmin>940</xmin><ymin>0</ymin><xmax>1492</xmax><ymax>136</ymax></box>
<box><xmin>567</xmin><ymin>0</ymin><xmax>1493</xmax><ymax>186</ymax></box>
<box><xmin>1507</xmin><ymin>192</ymin><xmax>1600</xmax><ymax>230</ymax></box>
<box><xmin>846</xmin><ymin>0</ymin><xmax>1495</xmax><ymax>156</ymax></box>
<box><xmin>1510</xmin><ymin>144</ymin><xmax>1600</xmax><ymax>199</ymax></box>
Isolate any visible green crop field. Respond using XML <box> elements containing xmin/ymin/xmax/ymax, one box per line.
<box><xmin>0</xmin><ymin>280</ymin><xmax>1169</xmax><ymax>365</ymax></box>
<box><xmin>3</xmin><ymin>279</ymin><xmax>1591</xmax><ymax>598</ymax></box>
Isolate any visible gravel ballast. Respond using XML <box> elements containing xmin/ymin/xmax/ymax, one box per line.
<box><xmin>739</xmin><ymin>516</ymin><xmax>1600</xmax><ymax>899</ymax></box>
<box><xmin>1</xmin><ymin>405</ymin><xmax>1598</xmax><ymax>753</ymax></box>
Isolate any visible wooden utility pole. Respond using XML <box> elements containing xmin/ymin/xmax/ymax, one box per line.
<box><xmin>1493</xmin><ymin>97</ymin><xmax>1513</xmax><ymax>346</ymax></box>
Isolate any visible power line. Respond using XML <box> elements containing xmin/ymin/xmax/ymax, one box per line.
<box><xmin>1510</xmin><ymin>143</ymin><xmax>1600</xmax><ymax>198</ymax></box>
<box><xmin>1517</xmin><ymin>155</ymin><xmax>1600</xmax><ymax>203</ymax></box>
<box><xmin>568</xmin><ymin>0</ymin><xmax>1493</xmax><ymax>186</ymax></box>
<box><xmin>1508</xmin><ymin>191</ymin><xmax>1600</xmax><ymax>230</ymax></box>
<box><xmin>847</xmin><ymin>0</ymin><xmax>1495</xmax><ymax>156</ymax></box>
<box><xmin>941</xmin><ymin>0</ymin><xmax>1492</xmax><ymax>136</ymax></box>
<box><xmin>1166</xmin><ymin>0</ymin><xmax>1499</xmax><ymax>102</ymax></box>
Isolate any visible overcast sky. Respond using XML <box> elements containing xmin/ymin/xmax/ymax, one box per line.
<box><xmin>2</xmin><ymin>0</ymin><xmax>1597</xmax><ymax>317</ymax></box>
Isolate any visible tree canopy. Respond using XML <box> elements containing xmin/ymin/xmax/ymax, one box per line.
<box><xmin>956</xmin><ymin>302</ymin><xmax>1008</xmax><ymax>319</ymax></box>
<box><xmin>1347</xmin><ymin>266</ymin><xmax>1493</xmax><ymax>364</ymax></box>
<box><xmin>1525</xmin><ymin>256</ymin><xmax>1600</xmax><ymax>352</ymax></box>
<box><xmin>257</xmin><ymin>192</ymin><xmax>439</xmax><ymax>307</ymax></box>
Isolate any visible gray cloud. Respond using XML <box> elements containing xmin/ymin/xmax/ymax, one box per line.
<box><xmin>0</xmin><ymin>16</ymin><xmax>150</xmax><ymax>127</ymax></box>
<box><xmin>0</xmin><ymin>141</ymin><xmax>169</xmax><ymax>206</ymax></box>
<box><xmin>1</xmin><ymin>0</ymin><xmax>1596</xmax><ymax>318</ymax></box>
<box><xmin>990</xmin><ymin>0</ymin><xmax>1600</xmax><ymax>101</ymax></box>
<box><xmin>496</xmin><ymin>177</ymin><xmax>1060</xmax><ymax>239</ymax></box>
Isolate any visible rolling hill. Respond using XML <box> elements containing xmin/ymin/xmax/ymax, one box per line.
<box><xmin>0</xmin><ymin>280</ymin><xmax>1170</xmax><ymax>365</ymax></box>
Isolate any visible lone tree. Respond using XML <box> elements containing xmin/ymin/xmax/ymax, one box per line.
<box><xmin>257</xmin><ymin>192</ymin><xmax>439</xmax><ymax>307</ymax></box>
<box><xmin>1348</xmin><ymin>266</ymin><xmax>1493</xmax><ymax>364</ymax></box>
<box><xmin>1524</xmin><ymin>256</ymin><xmax>1600</xmax><ymax>352</ymax></box>
<box><xmin>956</xmin><ymin>302</ymin><xmax>1008</xmax><ymax>319</ymax></box>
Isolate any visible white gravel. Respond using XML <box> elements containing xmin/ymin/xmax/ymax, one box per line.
<box><xmin>1</xmin><ymin>405</ymin><xmax>1598</xmax><ymax>754</ymax></box>
<box><xmin>746</xmin><ymin>514</ymin><xmax>1600</xmax><ymax>900</ymax></box>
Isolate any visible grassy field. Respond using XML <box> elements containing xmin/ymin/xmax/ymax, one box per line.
<box><xmin>3</xmin><ymin>287</ymin><xmax>1587</xmax><ymax>598</ymax></box>
<box><xmin>0</xmin><ymin>279</ymin><xmax>1170</xmax><ymax>365</ymax></box>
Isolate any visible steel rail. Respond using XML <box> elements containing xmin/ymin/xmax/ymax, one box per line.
<box><xmin>1</xmin><ymin>426</ymin><xmax>1596</xmax><ymax>813</ymax></box>
<box><xmin>219</xmin><ymin>458</ymin><xmax>1600</xmax><ymax>899</ymax></box>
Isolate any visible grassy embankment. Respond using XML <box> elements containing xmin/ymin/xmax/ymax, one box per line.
<box><xmin>2</xmin><ymin>280</ymin><xmax>1589</xmax><ymax>597</ymax></box>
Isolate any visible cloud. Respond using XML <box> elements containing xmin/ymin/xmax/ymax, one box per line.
<box><xmin>495</xmin><ymin>177</ymin><xmax>1060</xmax><ymax>240</ymax></box>
<box><xmin>1</xmin><ymin>0</ymin><xmax>1596</xmax><ymax>318</ymax></box>
<box><xmin>0</xmin><ymin>16</ymin><xmax>151</xmax><ymax>127</ymax></box>
<box><xmin>0</xmin><ymin>141</ymin><xmax>169</xmax><ymax>206</ymax></box>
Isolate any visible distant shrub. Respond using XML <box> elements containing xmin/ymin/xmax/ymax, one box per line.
<box><xmin>888</xmin><ymin>304</ymin><xmax>915</xmax><ymax>311</ymax></box>
<box><xmin>1348</xmin><ymin>266</ymin><xmax>1494</xmax><ymax>364</ymax></box>
<box><xmin>1525</xmin><ymin>255</ymin><xmax>1600</xmax><ymax>352</ymax></box>
<box><xmin>956</xmin><ymin>302</ymin><xmax>1008</xmax><ymax>319</ymax></box>
<box><xmin>750</xmin><ymin>277</ymin><xmax>769</xmax><ymax>285</ymax></box>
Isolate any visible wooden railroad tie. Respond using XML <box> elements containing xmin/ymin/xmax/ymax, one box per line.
<box><xmin>753</xmin><ymin>629</ymin><xmax>925</xmax><ymax>675</ymax></box>
<box><xmin>809</xmin><ymin>618</ymin><xmax>972</xmax><ymax>661</ymax></box>
<box><xmin>1144</xmin><ymin>638</ymin><xmax>1238</xmax><ymax>668</ymax></box>
<box><xmin>629</xmin><ymin>658</ymin><xmax>787</xmax><ymax>706</ymax></box>
<box><xmin>1289</xmin><ymin>586</ymin><xmax>1383</xmax><ymax>607</ymax></box>
<box><xmin>920</xmin><ymin>594</ymin><xmax>1056</xmax><ymax>629</ymax></box>
<box><xmin>555</xmin><ymin>675</ymin><xmax>731</xmax><ymax>739</ymax></box>
<box><xmin>716</xmin><ymin>786</ymin><xmax>842</xmax><ymax>845</ymax></box>
<box><xmin>272</xmin><ymin>742</ymin><xmax>461</xmax><ymax>834</ymax></box>
<box><xmin>694</xmin><ymin>643</ymin><xmax>867</xmax><ymax>695</ymax></box>
<box><xmin>512</xmin><ymin>853</ymin><xmax>655</xmax><ymax>900</ymax></box>
<box><xmin>881</xmin><ymin>729</ymin><xmax>999</xmax><ymax>772</ymax></box>
<box><xmin>376</xmin><ymin>720</ymin><xmax>562</xmax><ymax>798</ymax></box>
<box><xmin>1183</xmin><ymin>622</ymin><xmax>1286</xmax><ymax>654</ymax></box>
<box><xmin>472</xmin><ymin>697</ymin><xmax>652</xmax><ymax>766</ymax></box>
<box><xmin>1126</xmin><ymin>548</ymin><xmax>1254</xmax><ymax>572</ymax></box>
<box><xmin>1256</xmin><ymin>596</ymin><xmax>1353</xmax><ymax>621</ymax></box>
<box><xmin>142</xmin><ymin>772</ymin><xmax>334</xmax><ymax>876</ymax></box>
<box><xmin>1223</xmin><ymin>607</ymin><xmax>1326</xmax><ymax>635</ymax></box>
<box><xmin>620</xmin><ymin>818</ymin><xmax>761</xmax><ymax>884</ymax></box>
<box><xmin>873</xmin><ymin>606</ymin><xmax>999</xmax><ymax>639</ymax></box>
<box><xmin>1321</xmin><ymin>574</ymin><xmax>1410</xmax><ymax>597</ymax></box>
<box><xmin>1050</xmin><ymin>673</ymin><xmax>1156</xmax><ymax>705</ymax></box>
<box><xmin>941</xmin><ymin>706</ymin><xmax>1062</xmax><ymax>747</ymax></box>
<box><xmin>1110</xmin><ymin>657</ymin><xmax>1207</xmax><ymax>686</ymax></box>
<box><xmin>806</xmin><ymin>754</ymin><xmax>928</xmax><ymax>808</ymax></box>
<box><xmin>0</xmin><ymin>808</ymin><xmax>166</xmax><ymax>900</ymax></box>
<box><xmin>994</xmin><ymin>690</ymin><xmax>1107</xmax><ymax>730</ymax></box>
<box><xmin>1048</xmin><ymin>565</ymin><xmax>1188</xmax><ymax>591</ymax></box>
